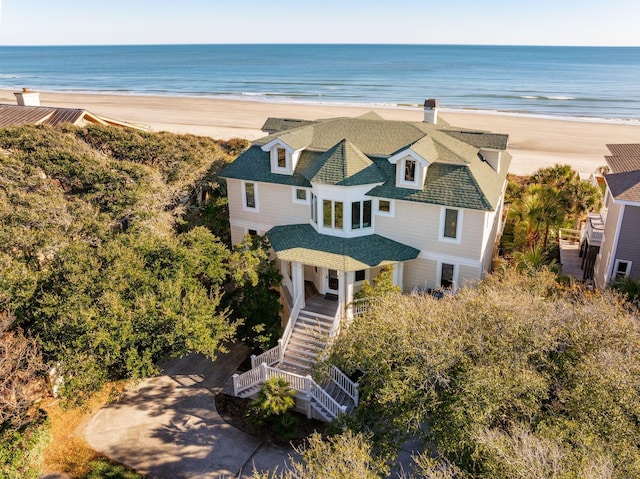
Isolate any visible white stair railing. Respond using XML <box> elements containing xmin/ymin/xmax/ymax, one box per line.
<box><xmin>250</xmin><ymin>345</ymin><xmax>281</xmax><ymax>368</ymax></box>
<box><xmin>330</xmin><ymin>365</ymin><xmax>359</xmax><ymax>407</ymax></box>
<box><xmin>278</xmin><ymin>291</ymin><xmax>304</xmax><ymax>363</ymax></box>
<box><xmin>232</xmin><ymin>363</ymin><xmax>348</xmax><ymax>420</ymax></box>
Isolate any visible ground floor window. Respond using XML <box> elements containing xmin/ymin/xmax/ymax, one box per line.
<box><xmin>613</xmin><ymin>259</ymin><xmax>632</xmax><ymax>279</ymax></box>
<box><xmin>441</xmin><ymin>263</ymin><xmax>455</xmax><ymax>288</ymax></box>
<box><xmin>355</xmin><ymin>269</ymin><xmax>366</xmax><ymax>282</ymax></box>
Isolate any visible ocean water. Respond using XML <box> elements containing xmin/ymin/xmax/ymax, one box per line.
<box><xmin>1</xmin><ymin>44</ymin><xmax>639</xmax><ymax>121</ymax></box>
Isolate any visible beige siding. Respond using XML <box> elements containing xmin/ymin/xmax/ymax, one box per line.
<box><xmin>376</xmin><ymin>200</ymin><xmax>486</xmax><ymax>260</ymax></box>
<box><xmin>227</xmin><ymin>179</ymin><xmax>310</xmax><ymax>245</ymax></box>
<box><xmin>594</xmin><ymin>201</ymin><xmax>623</xmax><ymax>287</ymax></box>
<box><xmin>403</xmin><ymin>258</ymin><xmax>437</xmax><ymax>292</ymax></box>
<box><xmin>458</xmin><ymin>264</ymin><xmax>483</xmax><ymax>287</ymax></box>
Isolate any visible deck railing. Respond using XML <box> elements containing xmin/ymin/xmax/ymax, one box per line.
<box><xmin>232</xmin><ymin>363</ymin><xmax>347</xmax><ymax>420</ymax></box>
<box><xmin>279</xmin><ymin>291</ymin><xmax>304</xmax><ymax>363</ymax></box>
<box><xmin>331</xmin><ymin>365</ymin><xmax>359</xmax><ymax>406</ymax></box>
<box><xmin>250</xmin><ymin>345</ymin><xmax>280</xmax><ymax>369</ymax></box>
<box><xmin>559</xmin><ymin>228</ymin><xmax>581</xmax><ymax>244</ymax></box>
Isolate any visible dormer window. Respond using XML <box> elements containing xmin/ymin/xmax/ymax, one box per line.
<box><xmin>404</xmin><ymin>160</ymin><xmax>416</xmax><ymax>183</ymax></box>
<box><xmin>388</xmin><ymin>150</ymin><xmax>429</xmax><ymax>190</ymax></box>
<box><xmin>277</xmin><ymin>148</ymin><xmax>286</xmax><ymax>168</ymax></box>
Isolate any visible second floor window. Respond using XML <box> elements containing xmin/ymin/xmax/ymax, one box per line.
<box><xmin>443</xmin><ymin>208</ymin><xmax>459</xmax><ymax>239</ymax></box>
<box><xmin>351</xmin><ymin>200</ymin><xmax>372</xmax><ymax>229</ymax></box>
<box><xmin>310</xmin><ymin>193</ymin><xmax>317</xmax><ymax>223</ymax></box>
<box><xmin>323</xmin><ymin>199</ymin><xmax>343</xmax><ymax>229</ymax></box>
<box><xmin>244</xmin><ymin>182</ymin><xmax>256</xmax><ymax>209</ymax></box>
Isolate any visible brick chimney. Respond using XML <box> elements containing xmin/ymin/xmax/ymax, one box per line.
<box><xmin>423</xmin><ymin>98</ymin><xmax>438</xmax><ymax>124</ymax></box>
<box><xmin>14</xmin><ymin>88</ymin><xmax>40</xmax><ymax>106</ymax></box>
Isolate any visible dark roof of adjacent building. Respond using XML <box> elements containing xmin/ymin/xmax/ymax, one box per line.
<box><xmin>605</xmin><ymin>144</ymin><xmax>640</xmax><ymax>204</ymax></box>
<box><xmin>0</xmin><ymin>104</ymin><xmax>145</xmax><ymax>130</ymax></box>
<box><xmin>267</xmin><ymin>223</ymin><xmax>420</xmax><ymax>271</ymax></box>
<box><xmin>222</xmin><ymin>113</ymin><xmax>511</xmax><ymax>211</ymax></box>
<box><xmin>262</xmin><ymin>117</ymin><xmax>317</xmax><ymax>134</ymax></box>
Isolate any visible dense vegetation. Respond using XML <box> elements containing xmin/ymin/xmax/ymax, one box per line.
<box><xmin>502</xmin><ymin>164</ymin><xmax>602</xmax><ymax>269</ymax></box>
<box><xmin>307</xmin><ymin>270</ymin><xmax>639</xmax><ymax>478</ymax></box>
<box><xmin>0</xmin><ymin>124</ymin><xmax>283</xmax><ymax>477</ymax></box>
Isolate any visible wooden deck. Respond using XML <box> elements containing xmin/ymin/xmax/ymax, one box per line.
<box><xmin>559</xmin><ymin>229</ymin><xmax>584</xmax><ymax>280</ymax></box>
<box><xmin>304</xmin><ymin>294</ymin><xmax>340</xmax><ymax>318</ymax></box>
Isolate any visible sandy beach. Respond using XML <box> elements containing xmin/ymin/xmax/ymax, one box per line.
<box><xmin>2</xmin><ymin>89</ymin><xmax>638</xmax><ymax>176</ymax></box>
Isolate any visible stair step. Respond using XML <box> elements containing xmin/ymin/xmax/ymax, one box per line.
<box><xmin>287</xmin><ymin>344</ymin><xmax>319</xmax><ymax>358</ymax></box>
<box><xmin>298</xmin><ymin>311</ymin><xmax>335</xmax><ymax>323</ymax></box>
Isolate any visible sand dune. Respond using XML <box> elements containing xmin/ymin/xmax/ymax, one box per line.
<box><xmin>2</xmin><ymin>89</ymin><xmax>638</xmax><ymax>175</ymax></box>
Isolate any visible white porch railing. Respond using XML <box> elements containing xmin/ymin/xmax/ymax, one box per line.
<box><xmin>232</xmin><ymin>363</ymin><xmax>347</xmax><ymax>420</ymax></box>
<box><xmin>331</xmin><ymin>365</ymin><xmax>359</xmax><ymax>406</ymax></box>
<box><xmin>350</xmin><ymin>297</ymin><xmax>380</xmax><ymax>317</ymax></box>
<box><xmin>250</xmin><ymin>345</ymin><xmax>280</xmax><ymax>369</ymax></box>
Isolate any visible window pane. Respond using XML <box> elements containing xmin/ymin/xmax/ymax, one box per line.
<box><xmin>248</xmin><ymin>229</ymin><xmax>258</xmax><ymax>237</ymax></box>
<box><xmin>311</xmin><ymin>193</ymin><xmax>317</xmax><ymax>223</ymax></box>
<box><xmin>296</xmin><ymin>189</ymin><xmax>307</xmax><ymax>200</ymax></box>
<box><xmin>444</xmin><ymin>208</ymin><xmax>458</xmax><ymax>238</ymax></box>
<box><xmin>245</xmin><ymin>183</ymin><xmax>255</xmax><ymax>208</ymax></box>
<box><xmin>335</xmin><ymin>202</ymin><xmax>343</xmax><ymax>229</ymax></box>
<box><xmin>441</xmin><ymin>263</ymin><xmax>454</xmax><ymax>288</ymax></box>
<box><xmin>355</xmin><ymin>270</ymin><xmax>366</xmax><ymax>282</ymax></box>
<box><xmin>404</xmin><ymin>160</ymin><xmax>416</xmax><ymax>182</ymax></box>
<box><xmin>379</xmin><ymin>200</ymin><xmax>390</xmax><ymax>213</ymax></box>
<box><xmin>277</xmin><ymin>148</ymin><xmax>286</xmax><ymax>168</ymax></box>
<box><xmin>323</xmin><ymin>200</ymin><xmax>332</xmax><ymax>227</ymax></box>
<box><xmin>351</xmin><ymin>202</ymin><xmax>361</xmax><ymax>229</ymax></box>
<box><xmin>363</xmin><ymin>200</ymin><xmax>372</xmax><ymax>227</ymax></box>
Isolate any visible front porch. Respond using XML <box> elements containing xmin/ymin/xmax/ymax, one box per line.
<box><xmin>231</xmin><ymin>223</ymin><xmax>420</xmax><ymax>422</ymax></box>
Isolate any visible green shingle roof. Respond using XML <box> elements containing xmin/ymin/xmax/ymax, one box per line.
<box><xmin>221</xmin><ymin>114</ymin><xmax>511</xmax><ymax>212</ymax></box>
<box><xmin>267</xmin><ymin>224</ymin><xmax>420</xmax><ymax>271</ymax></box>
<box><xmin>301</xmin><ymin>139</ymin><xmax>385</xmax><ymax>186</ymax></box>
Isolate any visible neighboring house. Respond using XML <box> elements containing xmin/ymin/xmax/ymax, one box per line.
<box><xmin>221</xmin><ymin>100</ymin><xmax>511</xmax><ymax>421</ymax></box>
<box><xmin>583</xmin><ymin>144</ymin><xmax>640</xmax><ymax>287</ymax></box>
<box><xmin>0</xmin><ymin>89</ymin><xmax>145</xmax><ymax>130</ymax></box>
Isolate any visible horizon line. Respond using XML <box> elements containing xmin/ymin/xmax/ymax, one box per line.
<box><xmin>1</xmin><ymin>42</ymin><xmax>640</xmax><ymax>49</ymax></box>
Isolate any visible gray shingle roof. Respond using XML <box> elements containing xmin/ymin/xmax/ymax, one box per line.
<box><xmin>262</xmin><ymin>117</ymin><xmax>317</xmax><ymax>133</ymax></box>
<box><xmin>604</xmin><ymin>145</ymin><xmax>640</xmax><ymax>204</ymax></box>
<box><xmin>267</xmin><ymin>223</ymin><xmax>420</xmax><ymax>271</ymax></box>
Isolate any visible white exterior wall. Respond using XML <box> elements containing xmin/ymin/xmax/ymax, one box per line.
<box><xmin>227</xmin><ymin>179</ymin><xmax>310</xmax><ymax>244</ymax></box>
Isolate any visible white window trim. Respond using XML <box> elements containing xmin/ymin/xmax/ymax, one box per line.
<box><xmin>292</xmin><ymin>187</ymin><xmax>310</xmax><ymax>205</ymax></box>
<box><xmin>350</xmin><ymin>199</ymin><xmax>373</xmax><ymax>231</ymax></box>
<box><xmin>354</xmin><ymin>269</ymin><xmax>368</xmax><ymax>284</ymax></box>
<box><xmin>400</xmin><ymin>158</ymin><xmax>420</xmax><ymax>187</ymax></box>
<box><xmin>241</xmin><ymin>181</ymin><xmax>259</xmax><ymax>212</ymax></box>
<box><xmin>376</xmin><ymin>199</ymin><xmax>395</xmax><ymax>217</ymax></box>
<box><xmin>439</xmin><ymin>207</ymin><xmax>463</xmax><ymax>244</ymax></box>
<box><xmin>436</xmin><ymin>261</ymin><xmax>459</xmax><ymax>289</ymax></box>
<box><xmin>273</xmin><ymin>147</ymin><xmax>289</xmax><ymax>173</ymax></box>
<box><xmin>613</xmin><ymin>259</ymin><xmax>632</xmax><ymax>279</ymax></box>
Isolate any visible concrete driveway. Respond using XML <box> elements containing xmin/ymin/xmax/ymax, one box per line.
<box><xmin>84</xmin><ymin>343</ymin><xmax>294</xmax><ymax>478</ymax></box>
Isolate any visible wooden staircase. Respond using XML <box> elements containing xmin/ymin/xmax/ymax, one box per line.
<box><xmin>232</xmin><ymin>295</ymin><xmax>358</xmax><ymax>421</ymax></box>
<box><xmin>281</xmin><ymin>309</ymin><xmax>334</xmax><ymax>374</ymax></box>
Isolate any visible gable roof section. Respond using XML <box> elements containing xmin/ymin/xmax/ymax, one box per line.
<box><xmin>300</xmin><ymin>139</ymin><xmax>385</xmax><ymax>186</ymax></box>
<box><xmin>267</xmin><ymin>223</ymin><xmax>420</xmax><ymax>271</ymax></box>
<box><xmin>604</xmin><ymin>145</ymin><xmax>640</xmax><ymax>204</ymax></box>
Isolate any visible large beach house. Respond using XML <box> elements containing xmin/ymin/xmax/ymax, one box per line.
<box><xmin>220</xmin><ymin>101</ymin><xmax>511</xmax><ymax>420</ymax></box>
<box><xmin>575</xmin><ymin>144</ymin><xmax>640</xmax><ymax>286</ymax></box>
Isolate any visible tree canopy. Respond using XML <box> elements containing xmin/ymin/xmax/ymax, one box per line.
<box><xmin>327</xmin><ymin>269</ymin><xmax>640</xmax><ymax>478</ymax></box>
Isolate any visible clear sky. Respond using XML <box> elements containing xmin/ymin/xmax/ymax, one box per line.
<box><xmin>1</xmin><ymin>0</ymin><xmax>639</xmax><ymax>47</ymax></box>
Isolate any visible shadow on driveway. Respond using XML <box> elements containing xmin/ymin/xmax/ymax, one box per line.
<box><xmin>84</xmin><ymin>343</ymin><xmax>295</xmax><ymax>478</ymax></box>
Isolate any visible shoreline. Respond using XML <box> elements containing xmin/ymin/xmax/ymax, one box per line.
<box><xmin>2</xmin><ymin>89</ymin><xmax>639</xmax><ymax>175</ymax></box>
